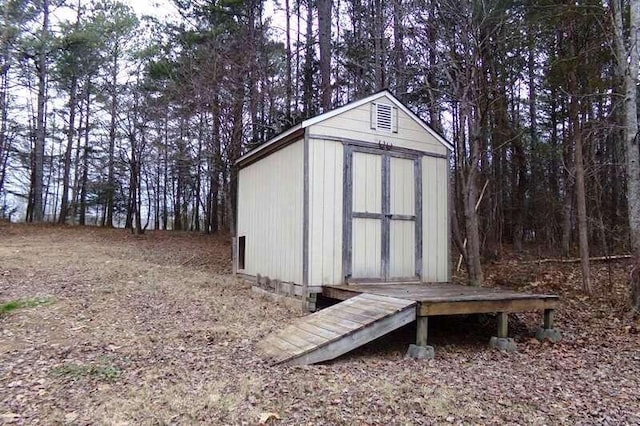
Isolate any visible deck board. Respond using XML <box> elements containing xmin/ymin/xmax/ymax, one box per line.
<box><xmin>294</xmin><ymin>321</ymin><xmax>342</xmax><ymax>340</ymax></box>
<box><xmin>326</xmin><ymin>305</ymin><xmax>388</xmax><ymax>324</ymax></box>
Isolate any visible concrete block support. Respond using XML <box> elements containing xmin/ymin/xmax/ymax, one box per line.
<box><xmin>535</xmin><ymin>327</ymin><xmax>562</xmax><ymax>343</ymax></box>
<box><xmin>406</xmin><ymin>344</ymin><xmax>435</xmax><ymax>359</ymax></box>
<box><xmin>489</xmin><ymin>336</ymin><xmax>517</xmax><ymax>352</ymax></box>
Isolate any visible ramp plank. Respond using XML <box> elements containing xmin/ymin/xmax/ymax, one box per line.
<box><xmin>294</xmin><ymin>322</ymin><xmax>342</xmax><ymax>340</ymax></box>
<box><xmin>258</xmin><ymin>294</ymin><xmax>416</xmax><ymax>365</ymax></box>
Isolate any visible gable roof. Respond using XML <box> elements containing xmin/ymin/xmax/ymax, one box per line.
<box><xmin>236</xmin><ymin>90</ymin><xmax>453</xmax><ymax>167</ymax></box>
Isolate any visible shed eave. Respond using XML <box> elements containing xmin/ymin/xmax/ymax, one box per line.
<box><xmin>235</xmin><ymin>124</ymin><xmax>304</xmax><ymax>168</ymax></box>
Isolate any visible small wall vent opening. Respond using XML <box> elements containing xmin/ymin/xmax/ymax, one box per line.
<box><xmin>238</xmin><ymin>236</ymin><xmax>246</xmax><ymax>270</ymax></box>
<box><xmin>371</xmin><ymin>102</ymin><xmax>398</xmax><ymax>133</ymax></box>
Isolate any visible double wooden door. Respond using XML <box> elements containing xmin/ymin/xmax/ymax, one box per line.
<box><xmin>343</xmin><ymin>147</ymin><xmax>422</xmax><ymax>282</ymax></box>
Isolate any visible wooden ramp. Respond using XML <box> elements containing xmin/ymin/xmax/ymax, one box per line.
<box><xmin>258</xmin><ymin>294</ymin><xmax>416</xmax><ymax>365</ymax></box>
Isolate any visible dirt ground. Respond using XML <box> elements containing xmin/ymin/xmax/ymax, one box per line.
<box><xmin>0</xmin><ymin>225</ymin><xmax>639</xmax><ymax>425</ymax></box>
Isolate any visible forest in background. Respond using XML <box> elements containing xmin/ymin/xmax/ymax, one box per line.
<box><xmin>1</xmin><ymin>0</ymin><xmax>640</xmax><ymax>304</ymax></box>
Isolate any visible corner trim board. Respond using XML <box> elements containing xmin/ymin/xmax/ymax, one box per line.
<box><xmin>303</xmin><ymin>132</ymin><xmax>310</xmax><ymax>290</ymax></box>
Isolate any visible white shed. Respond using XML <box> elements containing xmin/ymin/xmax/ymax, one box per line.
<box><xmin>234</xmin><ymin>91</ymin><xmax>452</xmax><ymax>304</ymax></box>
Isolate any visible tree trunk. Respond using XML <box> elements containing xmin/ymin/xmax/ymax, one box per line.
<box><xmin>70</xmin><ymin>88</ymin><xmax>85</xmax><ymax>224</ymax></box>
<box><xmin>162</xmin><ymin>109</ymin><xmax>169</xmax><ymax>230</ymax></box>
<box><xmin>613</xmin><ymin>0</ymin><xmax>640</xmax><ymax>310</ymax></box>
<box><xmin>154</xmin><ymin>153</ymin><xmax>160</xmax><ymax>230</ymax></box>
<box><xmin>211</xmin><ymin>100</ymin><xmax>221</xmax><ymax>233</ymax></box>
<box><xmin>568</xmin><ymin>17</ymin><xmax>592</xmax><ymax>295</ymax></box>
<box><xmin>0</xmin><ymin>15</ymin><xmax>10</xmax><ymax>199</ymax></box>
<box><xmin>194</xmin><ymin>114</ymin><xmax>204</xmax><ymax>231</ymax></box>
<box><xmin>512</xmin><ymin>137</ymin><xmax>527</xmax><ymax>252</ymax></box>
<box><xmin>79</xmin><ymin>83</ymin><xmax>90</xmax><ymax>226</ymax></box>
<box><xmin>105</xmin><ymin>44</ymin><xmax>119</xmax><ymax>227</ymax></box>
<box><xmin>247</xmin><ymin>4</ymin><xmax>259</xmax><ymax>147</ymax></box>
<box><xmin>561</xmin><ymin>96</ymin><xmax>574</xmax><ymax>257</ymax></box>
<box><xmin>392</xmin><ymin>0</ymin><xmax>406</xmax><ymax>98</ymax></box>
<box><xmin>58</xmin><ymin>74</ymin><xmax>78</xmax><ymax>224</ymax></box>
<box><xmin>463</xmin><ymin>138</ymin><xmax>484</xmax><ymax>286</ymax></box>
<box><xmin>317</xmin><ymin>0</ymin><xmax>331</xmax><ymax>111</ymax></box>
<box><xmin>174</xmin><ymin>120</ymin><xmax>184</xmax><ymax>231</ymax></box>
<box><xmin>302</xmin><ymin>0</ymin><xmax>314</xmax><ymax>118</ymax></box>
<box><xmin>295</xmin><ymin>0</ymin><xmax>301</xmax><ymax>107</ymax></box>
<box><xmin>573</xmin><ymin>112</ymin><xmax>592</xmax><ymax>294</ymax></box>
<box><xmin>33</xmin><ymin>0</ymin><xmax>49</xmax><ymax>222</ymax></box>
<box><xmin>285</xmin><ymin>0</ymin><xmax>293</xmax><ymax>120</ymax></box>
<box><xmin>0</xmin><ymin>66</ymin><xmax>9</xmax><ymax>197</ymax></box>
<box><xmin>372</xmin><ymin>0</ymin><xmax>385</xmax><ymax>91</ymax></box>
<box><xmin>227</xmin><ymin>92</ymin><xmax>244</xmax><ymax>238</ymax></box>
<box><xmin>133</xmin><ymin>141</ymin><xmax>143</xmax><ymax>235</ymax></box>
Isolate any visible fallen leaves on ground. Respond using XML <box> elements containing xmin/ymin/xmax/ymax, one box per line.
<box><xmin>0</xmin><ymin>224</ymin><xmax>638</xmax><ymax>424</ymax></box>
<box><xmin>259</xmin><ymin>412</ymin><xmax>281</xmax><ymax>424</ymax></box>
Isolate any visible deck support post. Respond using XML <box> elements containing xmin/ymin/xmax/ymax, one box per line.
<box><xmin>406</xmin><ymin>314</ymin><xmax>434</xmax><ymax>360</ymax></box>
<box><xmin>305</xmin><ymin>293</ymin><xmax>318</xmax><ymax>313</ymax></box>
<box><xmin>543</xmin><ymin>309</ymin><xmax>554</xmax><ymax>329</ymax></box>
<box><xmin>489</xmin><ymin>312</ymin><xmax>517</xmax><ymax>352</ymax></box>
<box><xmin>416</xmin><ymin>316</ymin><xmax>428</xmax><ymax>346</ymax></box>
<box><xmin>497</xmin><ymin>312</ymin><xmax>508</xmax><ymax>338</ymax></box>
<box><xmin>536</xmin><ymin>308</ymin><xmax>562</xmax><ymax>342</ymax></box>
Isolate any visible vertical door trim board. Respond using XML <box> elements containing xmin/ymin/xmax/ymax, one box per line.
<box><xmin>381</xmin><ymin>155</ymin><xmax>391</xmax><ymax>279</ymax></box>
<box><xmin>342</xmin><ymin>144</ymin><xmax>354</xmax><ymax>283</ymax></box>
<box><xmin>415</xmin><ymin>157</ymin><xmax>423</xmax><ymax>278</ymax></box>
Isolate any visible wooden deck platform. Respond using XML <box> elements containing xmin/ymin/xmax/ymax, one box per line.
<box><xmin>258</xmin><ymin>283</ymin><xmax>560</xmax><ymax>365</ymax></box>
<box><xmin>323</xmin><ymin>282</ymin><xmax>560</xmax><ymax>351</ymax></box>
<box><xmin>323</xmin><ymin>282</ymin><xmax>559</xmax><ymax>316</ymax></box>
<box><xmin>257</xmin><ymin>293</ymin><xmax>416</xmax><ymax>365</ymax></box>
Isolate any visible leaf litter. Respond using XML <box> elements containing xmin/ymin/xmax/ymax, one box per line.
<box><xmin>0</xmin><ymin>224</ymin><xmax>639</xmax><ymax>424</ymax></box>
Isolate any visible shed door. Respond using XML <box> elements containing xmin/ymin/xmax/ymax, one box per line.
<box><xmin>388</xmin><ymin>157</ymin><xmax>417</xmax><ymax>278</ymax></box>
<box><xmin>351</xmin><ymin>152</ymin><xmax>383</xmax><ymax>278</ymax></box>
<box><xmin>345</xmin><ymin>147</ymin><xmax>422</xmax><ymax>282</ymax></box>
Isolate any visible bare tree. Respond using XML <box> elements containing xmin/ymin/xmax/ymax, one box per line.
<box><xmin>567</xmin><ymin>13</ymin><xmax>592</xmax><ymax>295</ymax></box>
<box><xmin>32</xmin><ymin>0</ymin><xmax>50</xmax><ymax>222</ymax></box>
<box><xmin>613</xmin><ymin>0</ymin><xmax>640</xmax><ymax>308</ymax></box>
<box><xmin>317</xmin><ymin>0</ymin><xmax>332</xmax><ymax>111</ymax></box>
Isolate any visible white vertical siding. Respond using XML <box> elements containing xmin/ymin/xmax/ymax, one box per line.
<box><xmin>422</xmin><ymin>156</ymin><xmax>449</xmax><ymax>281</ymax></box>
<box><xmin>236</xmin><ymin>140</ymin><xmax>304</xmax><ymax>283</ymax></box>
<box><xmin>308</xmin><ymin>139</ymin><xmax>344</xmax><ymax>285</ymax></box>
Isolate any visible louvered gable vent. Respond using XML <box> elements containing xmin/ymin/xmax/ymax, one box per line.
<box><xmin>370</xmin><ymin>102</ymin><xmax>398</xmax><ymax>133</ymax></box>
<box><xmin>377</xmin><ymin>103</ymin><xmax>392</xmax><ymax>131</ymax></box>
